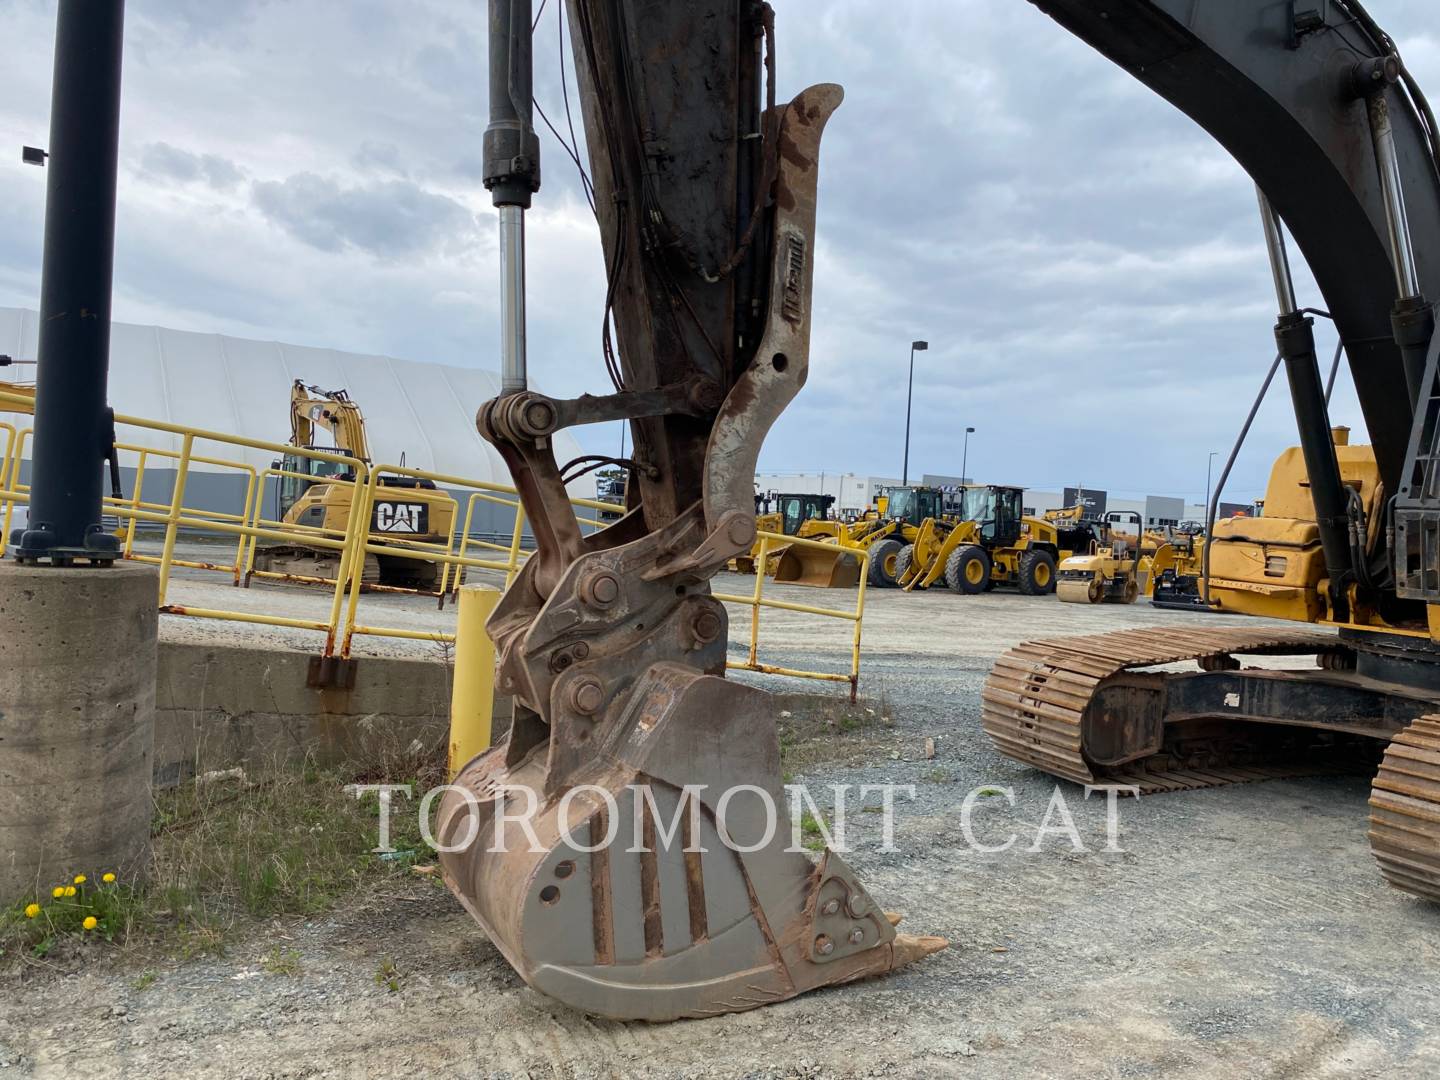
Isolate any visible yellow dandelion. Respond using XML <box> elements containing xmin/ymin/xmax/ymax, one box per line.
<box><xmin>73</xmin><ymin>874</ymin><xmax>87</xmax><ymax>885</ymax></box>
<box><xmin>63</xmin><ymin>886</ymin><xmax>77</xmax><ymax>898</ymax></box>
<box><xmin>82</xmin><ymin>916</ymin><xmax>98</xmax><ymax>931</ymax></box>
<box><xmin>52</xmin><ymin>886</ymin><xmax>65</xmax><ymax>899</ymax></box>
<box><xmin>24</xmin><ymin>904</ymin><xmax>41</xmax><ymax>919</ymax></box>
<box><xmin>102</xmin><ymin>873</ymin><xmax>116</xmax><ymax>884</ymax></box>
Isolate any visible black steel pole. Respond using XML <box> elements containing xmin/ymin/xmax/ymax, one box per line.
<box><xmin>902</xmin><ymin>345</ymin><xmax>914</xmax><ymax>485</ymax></box>
<box><xmin>13</xmin><ymin>0</ymin><xmax>126</xmax><ymax>565</ymax></box>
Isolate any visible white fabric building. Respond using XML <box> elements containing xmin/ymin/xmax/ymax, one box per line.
<box><xmin>0</xmin><ymin>306</ymin><xmax>591</xmax><ymax>535</ymax></box>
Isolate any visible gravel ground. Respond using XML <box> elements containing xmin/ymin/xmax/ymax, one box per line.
<box><xmin>5</xmin><ymin>559</ymin><xmax>1439</xmax><ymax>1078</ymax></box>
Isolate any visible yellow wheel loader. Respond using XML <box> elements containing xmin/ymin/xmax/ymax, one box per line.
<box><xmin>250</xmin><ymin>380</ymin><xmax>455</xmax><ymax>591</ymax></box>
<box><xmin>1055</xmin><ymin>511</ymin><xmax>1152</xmax><ymax>604</ymax></box>
<box><xmin>857</xmin><ymin>484</ymin><xmax>949</xmax><ymax>589</ymax></box>
<box><xmin>766</xmin><ymin>484</ymin><xmax>938</xmax><ymax>589</ymax></box>
<box><xmin>895</xmin><ymin>485</ymin><xmax>1096</xmax><ymax>596</ymax></box>
<box><xmin>731</xmin><ymin>491</ymin><xmax>848</xmax><ymax>579</ymax></box>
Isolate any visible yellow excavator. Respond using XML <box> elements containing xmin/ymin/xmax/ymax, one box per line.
<box><xmin>250</xmin><ymin>380</ymin><xmax>454</xmax><ymax>590</ymax></box>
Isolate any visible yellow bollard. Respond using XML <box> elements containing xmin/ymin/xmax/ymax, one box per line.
<box><xmin>449</xmin><ymin>584</ymin><xmax>502</xmax><ymax>779</ymax></box>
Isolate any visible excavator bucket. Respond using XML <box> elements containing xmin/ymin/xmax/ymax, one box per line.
<box><xmin>772</xmin><ymin>543</ymin><xmax>862</xmax><ymax>588</ymax></box>
<box><xmin>437</xmin><ymin>668</ymin><xmax>944</xmax><ymax>1021</ymax></box>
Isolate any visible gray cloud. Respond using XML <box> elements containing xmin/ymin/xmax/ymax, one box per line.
<box><xmin>139</xmin><ymin>142</ymin><xmax>244</xmax><ymax>190</ymax></box>
<box><xmin>250</xmin><ymin>174</ymin><xmax>478</xmax><ymax>259</ymax></box>
<box><xmin>351</xmin><ymin>141</ymin><xmax>409</xmax><ymax>178</ymax></box>
<box><xmin>3</xmin><ymin>0</ymin><xmax>1437</xmax><ymax>505</ymax></box>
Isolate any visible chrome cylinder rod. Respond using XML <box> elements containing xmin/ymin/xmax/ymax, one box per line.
<box><xmin>1368</xmin><ymin>91</ymin><xmax>1422</xmax><ymax>300</ymax></box>
<box><xmin>499</xmin><ymin>205</ymin><xmax>527</xmax><ymax>394</ymax></box>
<box><xmin>1256</xmin><ymin>185</ymin><xmax>1298</xmax><ymax>316</ymax></box>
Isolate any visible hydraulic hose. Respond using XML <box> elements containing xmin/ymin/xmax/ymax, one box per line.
<box><xmin>1202</xmin><ymin>354</ymin><xmax>1282</xmax><ymax>606</ymax></box>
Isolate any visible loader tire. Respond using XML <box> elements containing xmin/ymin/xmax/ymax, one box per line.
<box><xmin>945</xmin><ymin>545</ymin><xmax>991</xmax><ymax>595</ymax></box>
<box><xmin>894</xmin><ymin>544</ymin><xmax>916</xmax><ymax>588</ymax></box>
<box><xmin>869</xmin><ymin>539</ymin><xmax>903</xmax><ymax>588</ymax></box>
<box><xmin>1018</xmin><ymin>550</ymin><xmax>1057</xmax><ymax>596</ymax></box>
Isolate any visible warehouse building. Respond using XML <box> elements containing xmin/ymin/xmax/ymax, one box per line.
<box><xmin>0</xmin><ymin>306</ymin><xmax>590</xmax><ymax>539</ymax></box>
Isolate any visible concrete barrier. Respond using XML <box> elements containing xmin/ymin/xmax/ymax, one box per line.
<box><xmin>153</xmin><ymin>639</ymin><xmax>512</xmax><ymax>786</ymax></box>
<box><xmin>0</xmin><ymin>562</ymin><xmax>158</xmax><ymax>903</ymax></box>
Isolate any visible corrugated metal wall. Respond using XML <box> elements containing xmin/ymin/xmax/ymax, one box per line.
<box><xmin>0</xmin><ymin>306</ymin><xmax>593</xmax><ymax>533</ymax></box>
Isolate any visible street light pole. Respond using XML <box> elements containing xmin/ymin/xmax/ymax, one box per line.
<box><xmin>902</xmin><ymin>340</ymin><xmax>928</xmax><ymax>485</ymax></box>
<box><xmin>962</xmin><ymin>426</ymin><xmax>975</xmax><ymax>484</ymax></box>
<box><xmin>1205</xmin><ymin>450</ymin><xmax>1219</xmax><ymax>520</ymax></box>
<box><xmin>13</xmin><ymin>0</ymin><xmax>127</xmax><ymax>564</ymax></box>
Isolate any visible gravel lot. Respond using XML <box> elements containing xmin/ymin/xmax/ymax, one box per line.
<box><xmin>4</xmin><ymin>557</ymin><xmax>1439</xmax><ymax>1078</ymax></box>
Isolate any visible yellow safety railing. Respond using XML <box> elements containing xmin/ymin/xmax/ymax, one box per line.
<box><xmin>714</xmin><ymin>531</ymin><xmax>869</xmax><ymax>702</ymax></box>
<box><xmin>0</xmin><ymin>422</ymin><xmax>31</xmax><ymax>558</ymax></box>
<box><xmin>0</xmin><ymin>387</ymin><xmax>867</xmax><ymax>694</ymax></box>
<box><xmin>238</xmin><ymin>463</ymin><xmax>462</xmax><ymax>604</ymax></box>
<box><xmin>448</xmin><ymin>490</ymin><xmax>529</xmax><ymax>594</ymax></box>
<box><xmin>114</xmin><ymin>443</ymin><xmax>259</xmax><ymax>580</ymax></box>
<box><xmin>340</xmin><ymin>462</ymin><xmax>555</xmax><ymax>655</ymax></box>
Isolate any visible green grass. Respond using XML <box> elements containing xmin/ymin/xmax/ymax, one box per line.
<box><xmin>262</xmin><ymin>947</ymin><xmax>303</xmax><ymax>977</ymax></box>
<box><xmin>797</xmin><ymin>810</ymin><xmax>829</xmax><ymax>852</ymax></box>
<box><xmin>776</xmin><ymin>702</ymin><xmax>890</xmax><ymax>773</ymax></box>
<box><xmin>1</xmin><ymin>751</ymin><xmax>444</xmax><ymax>967</ymax></box>
<box><xmin>374</xmin><ymin>956</ymin><xmax>402</xmax><ymax>993</ymax></box>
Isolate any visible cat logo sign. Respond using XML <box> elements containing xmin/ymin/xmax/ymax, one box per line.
<box><xmin>373</xmin><ymin>501</ymin><xmax>428</xmax><ymax>535</ymax></box>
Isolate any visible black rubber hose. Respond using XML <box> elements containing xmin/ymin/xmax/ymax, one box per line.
<box><xmin>1324</xmin><ymin>337</ymin><xmax>1344</xmax><ymax>405</ymax></box>
<box><xmin>1203</xmin><ymin>354</ymin><xmax>1283</xmax><ymax>606</ymax></box>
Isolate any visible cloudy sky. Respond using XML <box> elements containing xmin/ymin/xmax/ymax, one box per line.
<box><xmin>2</xmin><ymin>0</ymin><xmax>1437</xmax><ymax>505</ymax></box>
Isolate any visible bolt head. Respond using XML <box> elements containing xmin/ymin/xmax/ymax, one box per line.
<box><xmin>848</xmin><ymin>896</ymin><xmax>867</xmax><ymax>918</ymax></box>
<box><xmin>727</xmin><ymin>514</ymin><xmax>757</xmax><ymax>548</ymax></box>
<box><xmin>821</xmin><ymin>898</ymin><xmax>840</xmax><ymax>916</ymax></box>
<box><xmin>570</xmin><ymin>677</ymin><xmax>605</xmax><ymax>716</ymax></box>
<box><xmin>522</xmin><ymin>399</ymin><xmax>557</xmax><ymax>434</ymax></box>
<box><xmin>572</xmin><ymin>640</ymin><xmax>590</xmax><ymax>660</ymax></box>
<box><xmin>691</xmin><ymin>609</ymin><xmax>722</xmax><ymax>644</ymax></box>
<box><xmin>583</xmin><ymin>572</ymin><xmax>620</xmax><ymax>607</ymax></box>
<box><xmin>848</xmin><ymin>928</ymin><xmax>865</xmax><ymax>945</ymax></box>
<box><xmin>814</xmin><ymin>934</ymin><xmax>834</xmax><ymax>956</ymax></box>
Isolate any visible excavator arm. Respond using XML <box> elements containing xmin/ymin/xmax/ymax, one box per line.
<box><xmin>289</xmin><ymin>379</ymin><xmax>370</xmax><ymax>464</ymax></box>
<box><xmin>438</xmin><ymin>0</ymin><xmax>942</xmax><ymax>1023</ymax></box>
<box><xmin>436</xmin><ymin>0</ymin><xmax>1440</xmax><ymax>1022</ymax></box>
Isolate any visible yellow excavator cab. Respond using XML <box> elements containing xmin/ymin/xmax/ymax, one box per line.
<box><xmin>1206</xmin><ymin>431</ymin><xmax>1381</xmax><ymax>622</ymax></box>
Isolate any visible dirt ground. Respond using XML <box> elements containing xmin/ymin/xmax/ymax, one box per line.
<box><xmin>4</xmin><ymin>566</ymin><xmax>1439</xmax><ymax>1078</ymax></box>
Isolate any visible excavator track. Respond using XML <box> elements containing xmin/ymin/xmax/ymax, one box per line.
<box><xmin>1369</xmin><ymin>715</ymin><xmax>1440</xmax><ymax>902</ymax></box>
<box><xmin>982</xmin><ymin>626</ymin><xmax>1349</xmax><ymax>793</ymax></box>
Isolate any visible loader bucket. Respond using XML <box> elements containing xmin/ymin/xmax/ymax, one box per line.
<box><xmin>772</xmin><ymin>544</ymin><xmax>862</xmax><ymax>588</ymax></box>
